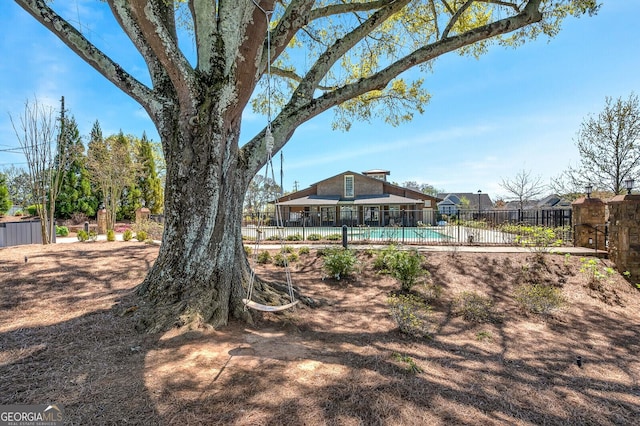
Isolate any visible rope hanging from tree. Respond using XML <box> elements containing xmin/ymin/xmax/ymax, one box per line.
<box><xmin>243</xmin><ymin>1</ymin><xmax>298</xmax><ymax>312</ymax></box>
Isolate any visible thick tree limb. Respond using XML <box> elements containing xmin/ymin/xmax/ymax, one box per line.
<box><xmin>14</xmin><ymin>0</ymin><xmax>155</xmax><ymax>112</ymax></box>
<box><xmin>295</xmin><ymin>0</ymin><xmax>411</xmax><ymax>105</ymax></box>
<box><xmin>108</xmin><ymin>1</ymin><xmax>174</xmax><ymax>114</ymax></box>
<box><xmin>127</xmin><ymin>0</ymin><xmax>198</xmax><ymax>114</ymax></box>
<box><xmin>189</xmin><ymin>0</ymin><xmax>218</xmax><ymax>75</ymax></box>
<box><xmin>310</xmin><ymin>0</ymin><xmax>396</xmax><ymax>20</ymax></box>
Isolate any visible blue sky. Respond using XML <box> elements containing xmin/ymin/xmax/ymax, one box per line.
<box><xmin>1</xmin><ymin>1</ymin><xmax>639</xmax><ymax>200</ymax></box>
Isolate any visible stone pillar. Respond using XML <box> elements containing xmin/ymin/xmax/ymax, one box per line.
<box><xmin>97</xmin><ymin>209</ymin><xmax>107</xmax><ymax>234</ymax></box>
<box><xmin>607</xmin><ymin>194</ymin><xmax>640</xmax><ymax>281</ymax></box>
<box><xmin>135</xmin><ymin>207</ymin><xmax>151</xmax><ymax>222</ymax></box>
<box><xmin>572</xmin><ymin>197</ymin><xmax>606</xmax><ymax>250</ymax></box>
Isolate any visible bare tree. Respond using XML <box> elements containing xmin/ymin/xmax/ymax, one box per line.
<box><xmin>9</xmin><ymin>97</ymin><xmax>70</xmax><ymax>243</ymax></box>
<box><xmin>86</xmin><ymin>131</ymin><xmax>137</xmax><ymax>231</ymax></box>
<box><xmin>559</xmin><ymin>93</ymin><xmax>640</xmax><ymax>194</ymax></box>
<box><xmin>500</xmin><ymin>169</ymin><xmax>546</xmax><ymax>210</ymax></box>
<box><xmin>15</xmin><ymin>0</ymin><xmax>599</xmax><ymax>331</ymax></box>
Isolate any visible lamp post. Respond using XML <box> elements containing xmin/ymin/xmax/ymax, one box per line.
<box><xmin>477</xmin><ymin>190</ymin><xmax>481</xmax><ymax>216</ymax></box>
<box><xmin>624</xmin><ymin>178</ymin><xmax>635</xmax><ymax>195</ymax></box>
<box><xmin>585</xmin><ymin>184</ymin><xmax>592</xmax><ymax>199</ymax></box>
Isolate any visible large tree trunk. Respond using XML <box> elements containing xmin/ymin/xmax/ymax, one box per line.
<box><xmin>135</xmin><ymin>114</ymin><xmax>256</xmax><ymax>332</ymax></box>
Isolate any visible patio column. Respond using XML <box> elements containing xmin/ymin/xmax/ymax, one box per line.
<box><xmin>607</xmin><ymin>193</ymin><xmax>640</xmax><ymax>281</ymax></box>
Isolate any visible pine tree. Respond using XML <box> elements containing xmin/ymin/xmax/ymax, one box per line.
<box><xmin>137</xmin><ymin>132</ymin><xmax>163</xmax><ymax>214</ymax></box>
<box><xmin>55</xmin><ymin>116</ymin><xmax>98</xmax><ymax>219</ymax></box>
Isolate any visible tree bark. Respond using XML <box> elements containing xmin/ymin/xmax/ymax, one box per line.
<box><xmin>135</xmin><ymin>109</ymin><xmax>254</xmax><ymax>331</ymax></box>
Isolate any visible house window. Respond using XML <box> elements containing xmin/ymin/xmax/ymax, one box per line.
<box><xmin>344</xmin><ymin>175</ymin><xmax>354</xmax><ymax>198</ymax></box>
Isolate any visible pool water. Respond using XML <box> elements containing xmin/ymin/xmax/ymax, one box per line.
<box><xmin>353</xmin><ymin>227</ymin><xmax>450</xmax><ymax>241</ymax></box>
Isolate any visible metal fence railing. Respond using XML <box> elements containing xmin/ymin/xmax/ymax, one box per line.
<box><xmin>241</xmin><ymin>208</ymin><xmax>574</xmax><ymax>246</ymax></box>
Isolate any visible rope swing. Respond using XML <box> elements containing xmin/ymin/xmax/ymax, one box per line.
<box><xmin>243</xmin><ymin>1</ymin><xmax>298</xmax><ymax>312</ymax></box>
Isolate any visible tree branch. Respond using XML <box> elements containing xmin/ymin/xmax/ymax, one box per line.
<box><xmin>310</xmin><ymin>0</ymin><xmax>396</xmax><ymax>20</ymax></box>
<box><xmin>294</xmin><ymin>0</ymin><xmax>411</xmax><ymax>104</ymax></box>
<box><xmin>127</xmin><ymin>0</ymin><xmax>198</xmax><ymax>113</ymax></box>
<box><xmin>14</xmin><ymin>0</ymin><xmax>155</xmax><ymax>112</ymax></box>
<box><xmin>189</xmin><ymin>0</ymin><xmax>218</xmax><ymax>74</ymax></box>
<box><xmin>442</xmin><ymin>0</ymin><xmax>473</xmax><ymax>39</ymax></box>
<box><xmin>107</xmin><ymin>1</ymin><xmax>174</xmax><ymax>111</ymax></box>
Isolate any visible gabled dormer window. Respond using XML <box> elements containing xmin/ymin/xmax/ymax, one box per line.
<box><xmin>344</xmin><ymin>175</ymin><xmax>354</xmax><ymax>198</ymax></box>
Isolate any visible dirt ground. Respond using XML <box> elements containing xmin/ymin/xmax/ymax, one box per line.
<box><xmin>1</xmin><ymin>241</ymin><xmax>639</xmax><ymax>425</ymax></box>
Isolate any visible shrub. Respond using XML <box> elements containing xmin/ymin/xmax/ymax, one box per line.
<box><xmin>273</xmin><ymin>253</ymin><xmax>287</xmax><ymax>267</ymax></box>
<box><xmin>287</xmin><ymin>252</ymin><xmax>299</xmax><ymax>263</ymax></box>
<box><xmin>77</xmin><ymin>230</ymin><xmax>89</xmax><ymax>242</ymax></box>
<box><xmin>107</xmin><ymin>229</ymin><xmax>116</xmax><ymax>242</ymax></box>
<box><xmin>307</xmin><ymin>233</ymin><xmax>321</xmax><ymax>241</ymax></box>
<box><xmin>281</xmin><ymin>245</ymin><xmax>295</xmax><ymax>254</ymax></box>
<box><xmin>387</xmin><ymin>293</ymin><xmax>432</xmax><ymax>338</ymax></box>
<box><xmin>136</xmin><ymin>230</ymin><xmax>148</xmax><ymax>242</ymax></box>
<box><xmin>286</xmin><ymin>233</ymin><xmax>302</xmax><ymax>241</ymax></box>
<box><xmin>322</xmin><ymin>247</ymin><xmax>357</xmax><ymax>280</ymax></box>
<box><xmin>244</xmin><ymin>246</ymin><xmax>252</xmax><ymax>256</ymax></box>
<box><xmin>55</xmin><ymin>225</ymin><xmax>69</xmax><ymax>237</ymax></box>
<box><xmin>27</xmin><ymin>204</ymin><xmax>42</xmax><ymax>216</ymax></box>
<box><xmin>267</xmin><ymin>235</ymin><xmax>280</xmax><ymax>241</ymax></box>
<box><xmin>373</xmin><ymin>245</ymin><xmax>399</xmax><ymax>271</ymax></box>
<box><xmin>388</xmin><ymin>249</ymin><xmax>425</xmax><ymax>291</ymax></box>
<box><xmin>514</xmin><ymin>284</ymin><xmax>564</xmax><ymax>315</ymax></box>
<box><xmin>298</xmin><ymin>246</ymin><xmax>310</xmax><ymax>255</ymax></box>
<box><xmin>14</xmin><ymin>210</ymin><xmax>23</xmax><ymax>217</ymax></box>
<box><xmin>579</xmin><ymin>257</ymin><xmax>616</xmax><ymax>291</ymax></box>
<box><xmin>122</xmin><ymin>229</ymin><xmax>133</xmax><ymax>241</ymax></box>
<box><xmin>325</xmin><ymin>233</ymin><xmax>342</xmax><ymax>241</ymax></box>
<box><xmin>257</xmin><ymin>250</ymin><xmax>272</xmax><ymax>264</ymax></box>
<box><xmin>70</xmin><ymin>212</ymin><xmax>89</xmax><ymax>225</ymax></box>
<box><xmin>132</xmin><ymin>218</ymin><xmax>164</xmax><ymax>240</ymax></box>
<box><xmin>88</xmin><ymin>230</ymin><xmax>98</xmax><ymax>241</ymax></box>
<box><xmin>453</xmin><ymin>291</ymin><xmax>499</xmax><ymax>323</ymax></box>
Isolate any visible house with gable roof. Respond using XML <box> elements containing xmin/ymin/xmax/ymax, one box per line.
<box><xmin>274</xmin><ymin>170</ymin><xmax>441</xmax><ymax>227</ymax></box>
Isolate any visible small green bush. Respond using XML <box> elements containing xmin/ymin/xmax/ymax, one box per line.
<box><xmin>579</xmin><ymin>257</ymin><xmax>616</xmax><ymax>291</ymax></box>
<box><xmin>281</xmin><ymin>245</ymin><xmax>295</xmax><ymax>254</ymax></box>
<box><xmin>123</xmin><ymin>229</ymin><xmax>133</xmax><ymax>241</ymax></box>
<box><xmin>257</xmin><ymin>250</ymin><xmax>272</xmax><ymax>264</ymax></box>
<box><xmin>307</xmin><ymin>233</ymin><xmax>321</xmax><ymax>241</ymax></box>
<box><xmin>322</xmin><ymin>247</ymin><xmax>357</xmax><ymax>280</ymax></box>
<box><xmin>287</xmin><ymin>252</ymin><xmax>299</xmax><ymax>263</ymax></box>
<box><xmin>388</xmin><ymin>293</ymin><xmax>432</xmax><ymax>338</ymax></box>
<box><xmin>286</xmin><ymin>233</ymin><xmax>302</xmax><ymax>241</ymax></box>
<box><xmin>88</xmin><ymin>231</ymin><xmax>98</xmax><ymax>241</ymax></box>
<box><xmin>298</xmin><ymin>246</ymin><xmax>310</xmax><ymax>255</ymax></box>
<box><xmin>55</xmin><ymin>225</ymin><xmax>69</xmax><ymax>237</ymax></box>
<box><xmin>136</xmin><ymin>230</ymin><xmax>148</xmax><ymax>242</ymax></box>
<box><xmin>27</xmin><ymin>204</ymin><xmax>42</xmax><ymax>216</ymax></box>
<box><xmin>388</xmin><ymin>250</ymin><xmax>425</xmax><ymax>291</ymax></box>
<box><xmin>373</xmin><ymin>245</ymin><xmax>399</xmax><ymax>271</ymax></box>
<box><xmin>453</xmin><ymin>291</ymin><xmax>499</xmax><ymax>323</ymax></box>
<box><xmin>267</xmin><ymin>235</ymin><xmax>280</xmax><ymax>241</ymax></box>
<box><xmin>515</xmin><ymin>284</ymin><xmax>564</xmax><ymax>315</ymax></box>
<box><xmin>77</xmin><ymin>230</ymin><xmax>89</xmax><ymax>242</ymax></box>
<box><xmin>107</xmin><ymin>229</ymin><xmax>116</xmax><ymax>242</ymax></box>
<box><xmin>273</xmin><ymin>252</ymin><xmax>287</xmax><ymax>267</ymax></box>
<box><xmin>244</xmin><ymin>245</ymin><xmax>252</xmax><ymax>256</ymax></box>
<box><xmin>14</xmin><ymin>210</ymin><xmax>24</xmax><ymax>217</ymax></box>
<box><xmin>325</xmin><ymin>233</ymin><xmax>342</xmax><ymax>241</ymax></box>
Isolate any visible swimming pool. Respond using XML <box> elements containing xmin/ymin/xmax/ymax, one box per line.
<box><xmin>352</xmin><ymin>227</ymin><xmax>451</xmax><ymax>241</ymax></box>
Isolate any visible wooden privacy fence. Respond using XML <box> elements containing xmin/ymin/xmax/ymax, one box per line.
<box><xmin>0</xmin><ymin>219</ymin><xmax>51</xmax><ymax>248</ymax></box>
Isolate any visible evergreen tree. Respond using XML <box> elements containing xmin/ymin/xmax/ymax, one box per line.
<box><xmin>137</xmin><ymin>132</ymin><xmax>163</xmax><ymax>214</ymax></box>
<box><xmin>55</xmin><ymin>116</ymin><xmax>98</xmax><ymax>219</ymax></box>
<box><xmin>0</xmin><ymin>172</ymin><xmax>12</xmax><ymax>215</ymax></box>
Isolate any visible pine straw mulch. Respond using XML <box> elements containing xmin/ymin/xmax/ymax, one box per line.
<box><xmin>1</xmin><ymin>242</ymin><xmax>639</xmax><ymax>425</ymax></box>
